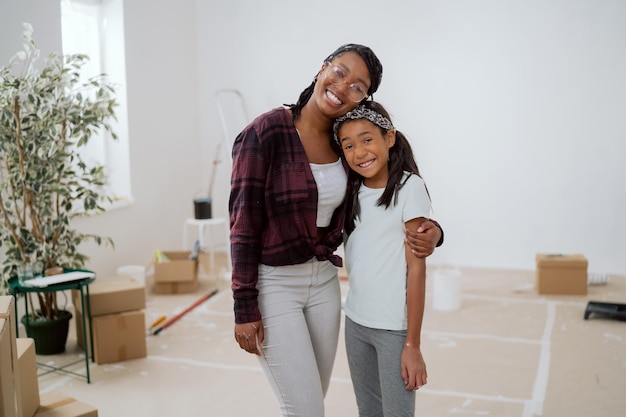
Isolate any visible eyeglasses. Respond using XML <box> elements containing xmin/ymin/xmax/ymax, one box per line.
<box><xmin>324</xmin><ymin>62</ymin><xmax>369</xmax><ymax>103</ymax></box>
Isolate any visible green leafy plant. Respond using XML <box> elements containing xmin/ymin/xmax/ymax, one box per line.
<box><xmin>0</xmin><ymin>23</ymin><xmax>117</xmax><ymax>318</ymax></box>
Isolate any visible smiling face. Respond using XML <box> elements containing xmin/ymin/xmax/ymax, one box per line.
<box><xmin>338</xmin><ymin>119</ymin><xmax>396</xmax><ymax>188</ymax></box>
<box><xmin>312</xmin><ymin>52</ymin><xmax>371</xmax><ymax>119</ymax></box>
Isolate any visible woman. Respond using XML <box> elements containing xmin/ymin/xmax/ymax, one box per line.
<box><xmin>229</xmin><ymin>44</ymin><xmax>442</xmax><ymax>417</ymax></box>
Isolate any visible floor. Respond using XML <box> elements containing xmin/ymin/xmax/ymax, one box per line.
<box><xmin>19</xmin><ymin>257</ymin><xmax>626</xmax><ymax>417</ymax></box>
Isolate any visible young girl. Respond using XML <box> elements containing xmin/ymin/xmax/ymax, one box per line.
<box><xmin>333</xmin><ymin>101</ymin><xmax>431</xmax><ymax>417</ymax></box>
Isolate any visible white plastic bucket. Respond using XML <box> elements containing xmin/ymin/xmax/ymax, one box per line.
<box><xmin>432</xmin><ymin>268</ymin><xmax>462</xmax><ymax>311</ymax></box>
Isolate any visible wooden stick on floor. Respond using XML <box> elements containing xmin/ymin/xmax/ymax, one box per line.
<box><xmin>152</xmin><ymin>289</ymin><xmax>218</xmax><ymax>335</ymax></box>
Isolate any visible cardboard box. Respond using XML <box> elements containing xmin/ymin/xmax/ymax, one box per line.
<box><xmin>75</xmin><ymin>309</ymin><xmax>147</xmax><ymax>363</ymax></box>
<box><xmin>536</xmin><ymin>253</ymin><xmax>588</xmax><ymax>295</ymax></box>
<box><xmin>16</xmin><ymin>338</ymin><xmax>40</xmax><ymax>417</ymax></box>
<box><xmin>89</xmin><ymin>310</ymin><xmax>147</xmax><ymax>364</ymax></box>
<box><xmin>34</xmin><ymin>391</ymin><xmax>97</xmax><ymax>417</ymax></box>
<box><xmin>74</xmin><ymin>310</ymin><xmax>90</xmax><ymax>351</ymax></box>
<box><xmin>152</xmin><ymin>280</ymin><xmax>199</xmax><ymax>294</ymax></box>
<box><xmin>71</xmin><ymin>275</ymin><xmax>146</xmax><ymax>316</ymax></box>
<box><xmin>0</xmin><ymin>296</ymin><xmax>22</xmax><ymax>417</ymax></box>
<box><xmin>154</xmin><ymin>251</ymin><xmax>197</xmax><ymax>283</ymax></box>
<box><xmin>73</xmin><ymin>276</ymin><xmax>145</xmax><ymax>350</ymax></box>
<box><xmin>0</xmin><ymin>319</ymin><xmax>16</xmax><ymax>417</ymax></box>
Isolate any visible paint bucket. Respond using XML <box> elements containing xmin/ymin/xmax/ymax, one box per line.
<box><xmin>432</xmin><ymin>267</ymin><xmax>462</xmax><ymax>311</ymax></box>
<box><xmin>194</xmin><ymin>197</ymin><xmax>212</xmax><ymax>219</ymax></box>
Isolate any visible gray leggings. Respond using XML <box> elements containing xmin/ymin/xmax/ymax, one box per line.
<box><xmin>256</xmin><ymin>259</ymin><xmax>341</xmax><ymax>417</ymax></box>
<box><xmin>345</xmin><ymin>316</ymin><xmax>416</xmax><ymax>417</ymax></box>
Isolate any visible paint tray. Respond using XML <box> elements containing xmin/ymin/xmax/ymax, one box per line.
<box><xmin>583</xmin><ymin>301</ymin><xmax>626</xmax><ymax>321</ymax></box>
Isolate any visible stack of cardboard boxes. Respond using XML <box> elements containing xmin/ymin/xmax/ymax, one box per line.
<box><xmin>1</xmin><ymin>295</ymin><xmax>98</xmax><ymax>417</ymax></box>
<box><xmin>72</xmin><ymin>275</ymin><xmax>147</xmax><ymax>365</ymax></box>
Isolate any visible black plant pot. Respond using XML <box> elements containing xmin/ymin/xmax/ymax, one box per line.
<box><xmin>21</xmin><ymin>310</ymin><xmax>73</xmax><ymax>355</ymax></box>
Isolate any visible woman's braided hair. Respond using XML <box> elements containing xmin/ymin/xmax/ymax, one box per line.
<box><xmin>287</xmin><ymin>44</ymin><xmax>383</xmax><ymax>121</ymax></box>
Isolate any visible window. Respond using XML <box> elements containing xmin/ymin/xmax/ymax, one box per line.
<box><xmin>60</xmin><ymin>0</ymin><xmax>132</xmax><ymax>207</ymax></box>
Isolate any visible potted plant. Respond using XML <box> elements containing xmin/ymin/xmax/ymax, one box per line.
<box><xmin>0</xmin><ymin>24</ymin><xmax>117</xmax><ymax>353</ymax></box>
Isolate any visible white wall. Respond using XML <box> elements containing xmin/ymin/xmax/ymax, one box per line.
<box><xmin>2</xmin><ymin>0</ymin><xmax>624</xmax><ymax>276</ymax></box>
<box><xmin>196</xmin><ymin>0</ymin><xmax>626</xmax><ymax>275</ymax></box>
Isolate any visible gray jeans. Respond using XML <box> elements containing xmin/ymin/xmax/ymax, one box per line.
<box><xmin>345</xmin><ymin>316</ymin><xmax>416</xmax><ymax>417</ymax></box>
<box><xmin>256</xmin><ymin>258</ymin><xmax>341</xmax><ymax>417</ymax></box>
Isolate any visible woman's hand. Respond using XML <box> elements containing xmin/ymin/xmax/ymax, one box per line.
<box><xmin>234</xmin><ymin>320</ymin><xmax>264</xmax><ymax>355</ymax></box>
<box><xmin>404</xmin><ymin>220</ymin><xmax>442</xmax><ymax>258</ymax></box>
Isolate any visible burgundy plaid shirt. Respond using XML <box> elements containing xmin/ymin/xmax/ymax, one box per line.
<box><xmin>229</xmin><ymin>107</ymin><xmax>347</xmax><ymax>324</ymax></box>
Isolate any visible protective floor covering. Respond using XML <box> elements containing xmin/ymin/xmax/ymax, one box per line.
<box><xmin>25</xmin><ymin>265</ymin><xmax>626</xmax><ymax>417</ymax></box>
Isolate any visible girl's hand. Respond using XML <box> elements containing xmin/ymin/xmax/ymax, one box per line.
<box><xmin>401</xmin><ymin>343</ymin><xmax>427</xmax><ymax>391</ymax></box>
<box><xmin>404</xmin><ymin>220</ymin><xmax>441</xmax><ymax>258</ymax></box>
<box><xmin>234</xmin><ymin>320</ymin><xmax>264</xmax><ymax>355</ymax></box>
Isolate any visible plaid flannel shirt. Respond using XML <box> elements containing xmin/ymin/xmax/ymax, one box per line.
<box><xmin>229</xmin><ymin>107</ymin><xmax>347</xmax><ymax>324</ymax></box>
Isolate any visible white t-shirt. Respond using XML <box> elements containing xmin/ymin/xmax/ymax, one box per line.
<box><xmin>310</xmin><ymin>158</ymin><xmax>347</xmax><ymax>227</ymax></box>
<box><xmin>343</xmin><ymin>173</ymin><xmax>431</xmax><ymax>331</ymax></box>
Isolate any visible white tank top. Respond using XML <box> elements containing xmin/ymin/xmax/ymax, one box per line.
<box><xmin>310</xmin><ymin>158</ymin><xmax>347</xmax><ymax>227</ymax></box>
